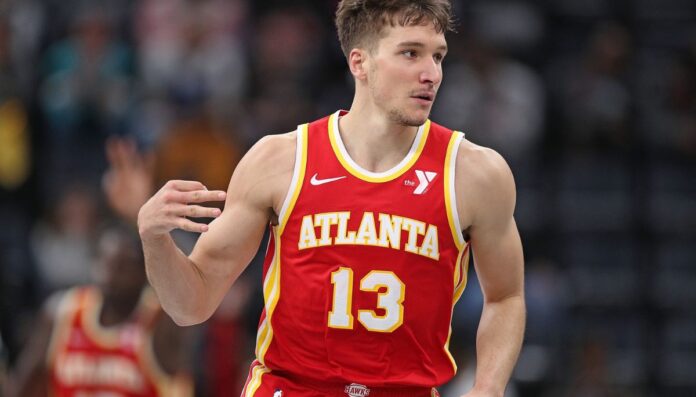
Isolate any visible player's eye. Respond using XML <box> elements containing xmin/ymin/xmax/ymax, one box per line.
<box><xmin>434</xmin><ymin>53</ymin><xmax>445</xmax><ymax>63</ymax></box>
<box><xmin>402</xmin><ymin>50</ymin><xmax>417</xmax><ymax>58</ymax></box>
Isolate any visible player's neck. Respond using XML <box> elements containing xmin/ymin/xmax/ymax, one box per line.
<box><xmin>99</xmin><ymin>294</ymin><xmax>141</xmax><ymax>327</ymax></box>
<box><xmin>338</xmin><ymin>105</ymin><xmax>420</xmax><ymax>174</ymax></box>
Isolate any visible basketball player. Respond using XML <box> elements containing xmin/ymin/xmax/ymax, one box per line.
<box><xmin>6</xmin><ymin>223</ymin><xmax>193</xmax><ymax>397</ymax></box>
<box><xmin>137</xmin><ymin>1</ymin><xmax>525</xmax><ymax>396</ymax></box>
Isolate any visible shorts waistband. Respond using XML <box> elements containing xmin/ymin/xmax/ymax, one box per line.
<box><xmin>283</xmin><ymin>373</ymin><xmax>438</xmax><ymax>397</ymax></box>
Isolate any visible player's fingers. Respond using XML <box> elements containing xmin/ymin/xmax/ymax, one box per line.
<box><xmin>179</xmin><ymin>190</ymin><xmax>227</xmax><ymax>203</ymax></box>
<box><xmin>170</xmin><ymin>204</ymin><xmax>222</xmax><ymax>219</ymax></box>
<box><xmin>119</xmin><ymin>139</ymin><xmax>140</xmax><ymax>168</ymax></box>
<box><xmin>166</xmin><ymin>180</ymin><xmax>208</xmax><ymax>192</ymax></box>
<box><xmin>106</xmin><ymin>137</ymin><xmax>125</xmax><ymax>169</ymax></box>
<box><xmin>143</xmin><ymin>151</ymin><xmax>156</xmax><ymax>174</ymax></box>
<box><xmin>176</xmin><ymin>218</ymin><xmax>210</xmax><ymax>233</ymax></box>
<box><xmin>107</xmin><ymin>137</ymin><xmax>140</xmax><ymax>173</ymax></box>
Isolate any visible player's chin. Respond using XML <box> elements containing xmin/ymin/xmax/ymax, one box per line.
<box><xmin>409</xmin><ymin>108</ymin><xmax>432</xmax><ymax>125</ymax></box>
<box><xmin>389</xmin><ymin>105</ymin><xmax>430</xmax><ymax>126</ymax></box>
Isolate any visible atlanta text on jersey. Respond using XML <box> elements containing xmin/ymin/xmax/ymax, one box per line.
<box><xmin>297</xmin><ymin>211</ymin><xmax>439</xmax><ymax>260</ymax></box>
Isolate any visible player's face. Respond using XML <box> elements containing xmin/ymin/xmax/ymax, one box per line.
<box><xmin>94</xmin><ymin>231</ymin><xmax>146</xmax><ymax>304</ymax></box>
<box><xmin>367</xmin><ymin>22</ymin><xmax>447</xmax><ymax>126</ymax></box>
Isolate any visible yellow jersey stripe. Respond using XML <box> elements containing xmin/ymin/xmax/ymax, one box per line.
<box><xmin>257</xmin><ymin>227</ymin><xmax>283</xmax><ymax>364</ymax></box>
<box><xmin>328</xmin><ymin>111</ymin><xmax>431</xmax><ymax>183</ymax></box>
<box><xmin>453</xmin><ymin>246</ymin><xmax>471</xmax><ymax>304</ymax></box>
<box><xmin>444</xmin><ymin>324</ymin><xmax>457</xmax><ymax>373</ymax></box>
<box><xmin>443</xmin><ymin>245</ymin><xmax>465</xmax><ymax>373</ymax></box>
<box><xmin>254</xmin><ymin>318</ymin><xmax>269</xmax><ymax>358</ymax></box>
<box><xmin>244</xmin><ymin>363</ymin><xmax>270</xmax><ymax>397</ymax></box>
<box><xmin>444</xmin><ymin>243</ymin><xmax>471</xmax><ymax>373</ymax></box>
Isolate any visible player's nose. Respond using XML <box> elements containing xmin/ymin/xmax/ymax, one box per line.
<box><xmin>419</xmin><ymin>58</ymin><xmax>442</xmax><ymax>86</ymax></box>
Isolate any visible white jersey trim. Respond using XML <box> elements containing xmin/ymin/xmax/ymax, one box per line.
<box><xmin>277</xmin><ymin>124</ymin><xmax>308</xmax><ymax>234</ymax></box>
<box><xmin>448</xmin><ymin>132</ymin><xmax>466</xmax><ymax>248</ymax></box>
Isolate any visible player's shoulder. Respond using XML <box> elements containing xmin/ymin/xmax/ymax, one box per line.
<box><xmin>455</xmin><ymin>139</ymin><xmax>516</xmax><ymax>203</ymax></box>
<box><xmin>40</xmin><ymin>286</ymin><xmax>90</xmax><ymax>326</ymax></box>
<box><xmin>458</xmin><ymin>139</ymin><xmax>513</xmax><ymax>180</ymax></box>
<box><xmin>228</xmin><ymin>131</ymin><xmax>298</xmax><ymax>208</ymax></box>
<box><xmin>240</xmin><ymin>131</ymin><xmax>297</xmax><ymax>170</ymax></box>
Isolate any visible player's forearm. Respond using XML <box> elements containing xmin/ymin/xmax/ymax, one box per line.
<box><xmin>471</xmin><ymin>294</ymin><xmax>525</xmax><ymax>397</ymax></box>
<box><xmin>141</xmin><ymin>234</ymin><xmax>212</xmax><ymax>326</ymax></box>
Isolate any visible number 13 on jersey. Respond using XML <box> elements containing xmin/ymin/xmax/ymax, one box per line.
<box><xmin>328</xmin><ymin>267</ymin><xmax>405</xmax><ymax>333</ymax></box>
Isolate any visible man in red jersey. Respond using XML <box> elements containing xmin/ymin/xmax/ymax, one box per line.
<box><xmin>137</xmin><ymin>1</ymin><xmax>525</xmax><ymax>396</ymax></box>
<box><xmin>6</xmin><ymin>223</ymin><xmax>193</xmax><ymax>397</ymax></box>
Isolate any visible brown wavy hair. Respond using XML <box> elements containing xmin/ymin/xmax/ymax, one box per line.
<box><xmin>335</xmin><ymin>0</ymin><xmax>455</xmax><ymax>58</ymax></box>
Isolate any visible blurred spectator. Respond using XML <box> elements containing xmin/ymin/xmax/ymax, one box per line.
<box><xmin>154</xmin><ymin>106</ymin><xmax>243</xmax><ymax>193</ymax></box>
<box><xmin>547</xmin><ymin>22</ymin><xmax>634</xmax><ymax>151</ymax></box>
<box><xmin>433</xmin><ymin>27</ymin><xmax>545</xmax><ymax>163</ymax></box>
<box><xmin>133</xmin><ymin>0</ymin><xmax>249</xmax><ymax>145</ymax></box>
<box><xmin>30</xmin><ymin>182</ymin><xmax>99</xmax><ymax>297</ymax></box>
<box><xmin>135</xmin><ymin>0</ymin><xmax>248</xmax><ymax>101</ymax></box>
<box><xmin>245</xmin><ymin>7</ymin><xmax>325</xmax><ymax>141</ymax></box>
<box><xmin>37</xmin><ymin>4</ymin><xmax>135</xmax><ymax>194</ymax></box>
<box><xmin>0</xmin><ymin>12</ymin><xmax>38</xmax><ymax>367</ymax></box>
<box><xmin>0</xmin><ymin>15</ymin><xmax>31</xmax><ymax>192</ymax></box>
<box><xmin>1</xmin><ymin>0</ymin><xmax>45</xmax><ymax>98</ymax></box>
<box><xmin>103</xmin><ymin>137</ymin><xmax>155</xmax><ymax>225</ymax></box>
<box><xmin>639</xmin><ymin>52</ymin><xmax>696</xmax><ymax>157</ymax></box>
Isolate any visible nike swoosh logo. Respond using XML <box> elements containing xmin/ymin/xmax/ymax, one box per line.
<box><xmin>310</xmin><ymin>173</ymin><xmax>347</xmax><ymax>186</ymax></box>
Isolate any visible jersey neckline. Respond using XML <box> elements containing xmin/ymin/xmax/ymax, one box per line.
<box><xmin>328</xmin><ymin>110</ymin><xmax>431</xmax><ymax>183</ymax></box>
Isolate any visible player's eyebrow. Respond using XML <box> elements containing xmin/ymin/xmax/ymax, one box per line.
<box><xmin>396</xmin><ymin>41</ymin><xmax>448</xmax><ymax>52</ymax></box>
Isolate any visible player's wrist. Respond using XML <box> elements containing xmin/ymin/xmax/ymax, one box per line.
<box><xmin>467</xmin><ymin>382</ymin><xmax>505</xmax><ymax>397</ymax></box>
<box><xmin>138</xmin><ymin>228</ymin><xmax>172</xmax><ymax>245</ymax></box>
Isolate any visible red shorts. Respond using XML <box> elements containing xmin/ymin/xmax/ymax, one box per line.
<box><xmin>241</xmin><ymin>361</ymin><xmax>440</xmax><ymax>397</ymax></box>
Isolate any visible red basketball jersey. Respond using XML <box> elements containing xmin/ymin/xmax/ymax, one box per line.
<box><xmin>47</xmin><ymin>286</ymin><xmax>186</xmax><ymax>397</ymax></box>
<box><xmin>246</xmin><ymin>111</ymin><xmax>470</xmax><ymax>393</ymax></box>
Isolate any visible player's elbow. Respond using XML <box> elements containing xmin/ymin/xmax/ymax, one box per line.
<box><xmin>161</xmin><ymin>300</ymin><xmax>214</xmax><ymax>327</ymax></box>
<box><xmin>168</xmin><ymin>310</ymin><xmax>212</xmax><ymax>327</ymax></box>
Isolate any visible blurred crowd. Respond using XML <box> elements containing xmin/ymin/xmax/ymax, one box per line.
<box><xmin>0</xmin><ymin>0</ymin><xmax>694</xmax><ymax>396</ymax></box>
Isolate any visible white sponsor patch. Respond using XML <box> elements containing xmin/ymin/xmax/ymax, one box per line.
<box><xmin>344</xmin><ymin>383</ymin><xmax>370</xmax><ymax>397</ymax></box>
<box><xmin>414</xmin><ymin>170</ymin><xmax>437</xmax><ymax>194</ymax></box>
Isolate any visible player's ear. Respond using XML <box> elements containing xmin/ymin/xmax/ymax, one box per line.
<box><xmin>348</xmin><ymin>48</ymin><xmax>369</xmax><ymax>81</ymax></box>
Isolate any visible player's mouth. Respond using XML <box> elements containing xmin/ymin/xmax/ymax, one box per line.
<box><xmin>411</xmin><ymin>91</ymin><xmax>435</xmax><ymax>105</ymax></box>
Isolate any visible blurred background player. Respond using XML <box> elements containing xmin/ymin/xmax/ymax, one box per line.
<box><xmin>5</xmin><ymin>222</ymin><xmax>193</xmax><ymax>397</ymax></box>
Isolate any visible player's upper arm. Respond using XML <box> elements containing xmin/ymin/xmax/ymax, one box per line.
<box><xmin>189</xmin><ymin>132</ymin><xmax>296</xmax><ymax>285</ymax></box>
<box><xmin>456</xmin><ymin>141</ymin><xmax>524</xmax><ymax>303</ymax></box>
<box><xmin>6</xmin><ymin>292</ymin><xmax>62</xmax><ymax>397</ymax></box>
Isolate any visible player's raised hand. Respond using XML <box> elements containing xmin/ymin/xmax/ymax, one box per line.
<box><xmin>137</xmin><ymin>180</ymin><xmax>227</xmax><ymax>239</ymax></box>
<box><xmin>103</xmin><ymin>136</ymin><xmax>154</xmax><ymax>225</ymax></box>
